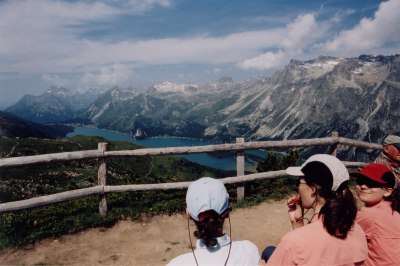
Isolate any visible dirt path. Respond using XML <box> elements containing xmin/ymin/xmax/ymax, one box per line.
<box><xmin>0</xmin><ymin>199</ymin><xmax>291</xmax><ymax>265</ymax></box>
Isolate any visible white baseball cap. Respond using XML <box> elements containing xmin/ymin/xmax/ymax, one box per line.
<box><xmin>186</xmin><ymin>177</ymin><xmax>229</xmax><ymax>221</ymax></box>
<box><xmin>383</xmin><ymin>135</ymin><xmax>400</xmax><ymax>148</ymax></box>
<box><xmin>286</xmin><ymin>154</ymin><xmax>349</xmax><ymax>192</ymax></box>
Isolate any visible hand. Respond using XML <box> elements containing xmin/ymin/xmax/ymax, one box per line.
<box><xmin>287</xmin><ymin>195</ymin><xmax>304</xmax><ymax>228</ymax></box>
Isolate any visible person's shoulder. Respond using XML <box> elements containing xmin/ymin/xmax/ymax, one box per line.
<box><xmin>373</xmin><ymin>153</ymin><xmax>389</xmax><ymax>164</ymax></box>
<box><xmin>356</xmin><ymin>207</ymin><xmax>375</xmax><ymax>222</ymax></box>
<box><xmin>281</xmin><ymin>220</ymin><xmax>324</xmax><ymax>243</ymax></box>
<box><xmin>358</xmin><ymin>202</ymin><xmax>389</xmax><ymax>216</ymax></box>
<box><xmin>232</xmin><ymin>240</ymin><xmax>258</xmax><ymax>250</ymax></box>
<box><xmin>352</xmin><ymin>221</ymin><xmax>367</xmax><ymax>236</ymax></box>
<box><xmin>231</xmin><ymin>240</ymin><xmax>260</xmax><ymax>254</ymax></box>
<box><xmin>230</xmin><ymin>240</ymin><xmax>261</xmax><ymax>265</ymax></box>
<box><xmin>233</xmin><ymin>239</ymin><xmax>258</xmax><ymax>247</ymax></box>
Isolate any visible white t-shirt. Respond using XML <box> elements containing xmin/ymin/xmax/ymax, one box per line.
<box><xmin>167</xmin><ymin>234</ymin><xmax>260</xmax><ymax>266</ymax></box>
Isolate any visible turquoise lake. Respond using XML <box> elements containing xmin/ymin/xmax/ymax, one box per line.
<box><xmin>67</xmin><ymin>127</ymin><xmax>266</xmax><ymax>171</ymax></box>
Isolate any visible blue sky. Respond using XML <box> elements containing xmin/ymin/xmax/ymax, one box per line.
<box><xmin>0</xmin><ymin>0</ymin><xmax>399</xmax><ymax>107</ymax></box>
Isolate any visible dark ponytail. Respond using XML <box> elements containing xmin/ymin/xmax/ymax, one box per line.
<box><xmin>317</xmin><ymin>181</ymin><xmax>357</xmax><ymax>239</ymax></box>
<box><xmin>193</xmin><ymin>210</ymin><xmax>225</xmax><ymax>247</ymax></box>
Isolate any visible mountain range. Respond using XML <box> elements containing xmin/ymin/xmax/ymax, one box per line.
<box><xmin>5</xmin><ymin>87</ymin><xmax>104</xmax><ymax>124</ymax></box>
<box><xmin>4</xmin><ymin>54</ymin><xmax>400</xmax><ymax>145</ymax></box>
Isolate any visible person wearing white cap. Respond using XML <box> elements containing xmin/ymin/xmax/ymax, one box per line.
<box><xmin>167</xmin><ymin>177</ymin><xmax>260</xmax><ymax>266</ymax></box>
<box><xmin>261</xmin><ymin>154</ymin><xmax>368</xmax><ymax>266</ymax></box>
<box><xmin>373</xmin><ymin>134</ymin><xmax>400</xmax><ymax>186</ymax></box>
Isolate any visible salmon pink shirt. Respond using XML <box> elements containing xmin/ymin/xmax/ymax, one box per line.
<box><xmin>356</xmin><ymin>200</ymin><xmax>400</xmax><ymax>266</ymax></box>
<box><xmin>267</xmin><ymin>216</ymin><xmax>367</xmax><ymax>266</ymax></box>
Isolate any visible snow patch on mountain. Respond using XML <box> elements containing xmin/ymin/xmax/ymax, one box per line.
<box><xmin>89</xmin><ymin>102</ymin><xmax>110</xmax><ymax>121</ymax></box>
<box><xmin>154</xmin><ymin>81</ymin><xmax>198</xmax><ymax>93</ymax></box>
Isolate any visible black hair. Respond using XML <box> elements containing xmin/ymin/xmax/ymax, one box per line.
<box><xmin>193</xmin><ymin>210</ymin><xmax>226</xmax><ymax>247</ymax></box>
<box><xmin>386</xmin><ymin>187</ymin><xmax>400</xmax><ymax>213</ymax></box>
<box><xmin>382</xmin><ymin>172</ymin><xmax>396</xmax><ymax>189</ymax></box>
<box><xmin>304</xmin><ymin>171</ymin><xmax>357</xmax><ymax>239</ymax></box>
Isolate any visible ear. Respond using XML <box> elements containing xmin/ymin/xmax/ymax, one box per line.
<box><xmin>383</xmin><ymin>188</ymin><xmax>394</xmax><ymax>197</ymax></box>
<box><xmin>185</xmin><ymin>208</ymin><xmax>190</xmax><ymax>218</ymax></box>
<box><xmin>383</xmin><ymin>145</ymin><xmax>390</xmax><ymax>153</ymax></box>
<box><xmin>310</xmin><ymin>185</ymin><xmax>317</xmax><ymax>197</ymax></box>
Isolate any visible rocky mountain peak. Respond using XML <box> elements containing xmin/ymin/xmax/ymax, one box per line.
<box><xmin>216</xmin><ymin>76</ymin><xmax>234</xmax><ymax>84</ymax></box>
<box><xmin>358</xmin><ymin>54</ymin><xmax>393</xmax><ymax>64</ymax></box>
<box><xmin>104</xmin><ymin>87</ymin><xmax>134</xmax><ymax>101</ymax></box>
<box><xmin>45</xmin><ymin>86</ymin><xmax>72</xmax><ymax>98</ymax></box>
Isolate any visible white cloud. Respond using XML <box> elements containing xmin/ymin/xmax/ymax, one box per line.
<box><xmin>323</xmin><ymin>0</ymin><xmax>400</xmax><ymax>53</ymax></box>
<box><xmin>239</xmin><ymin>51</ymin><xmax>287</xmax><ymax>70</ymax></box>
<box><xmin>0</xmin><ymin>0</ymin><xmax>285</xmax><ymax>75</ymax></box>
<box><xmin>281</xmin><ymin>13</ymin><xmax>319</xmax><ymax>51</ymax></box>
<box><xmin>238</xmin><ymin>13</ymin><xmax>322</xmax><ymax>70</ymax></box>
<box><xmin>122</xmin><ymin>0</ymin><xmax>172</xmax><ymax>11</ymax></box>
<box><xmin>331</xmin><ymin>8</ymin><xmax>356</xmax><ymax>23</ymax></box>
<box><xmin>89</xmin><ymin>30</ymin><xmax>283</xmax><ymax>65</ymax></box>
<box><xmin>81</xmin><ymin>64</ymin><xmax>135</xmax><ymax>88</ymax></box>
<box><xmin>0</xmin><ymin>0</ymin><xmax>398</xmax><ymax>93</ymax></box>
<box><xmin>42</xmin><ymin>74</ymin><xmax>69</xmax><ymax>87</ymax></box>
<box><xmin>0</xmin><ymin>0</ymin><xmax>120</xmax><ymax>72</ymax></box>
<box><xmin>213</xmin><ymin>68</ymin><xmax>222</xmax><ymax>74</ymax></box>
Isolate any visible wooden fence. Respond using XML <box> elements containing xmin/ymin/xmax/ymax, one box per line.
<box><xmin>0</xmin><ymin>132</ymin><xmax>382</xmax><ymax>215</ymax></box>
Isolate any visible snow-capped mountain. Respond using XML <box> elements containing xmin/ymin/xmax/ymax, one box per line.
<box><xmin>6</xmin><ymin>54</ymin><xmax>400</xmax><ymax>147</ymax></box>
<box><xmin>80</xmin><ymin>54</ymin><xmax>400</xmax><ymax>145</ymax></box>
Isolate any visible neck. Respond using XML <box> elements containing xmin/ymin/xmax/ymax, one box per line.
<box><xmin>313</xmin><ymin>198</ymin><xmax>326</xmax><ymax>214</ymax></box>
<box><xmin>382</xmin><ymin>152</ymin><xmax>399</xmax><ymax>165</ymax></box>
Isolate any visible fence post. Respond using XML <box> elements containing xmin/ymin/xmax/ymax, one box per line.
<box><xmin>98</xmin><ymin>142</ymin><xmax>108</xmax><ymax>217</ymax></box>
<box><xmin>331</xmin><ymin>131</ymin><xmax>339</xmax><ymax>157</ymax></box>
<box><xmin>236</xmin><ymin>137</ymin><xmax>245</xmax><ymax>202</ymax></box>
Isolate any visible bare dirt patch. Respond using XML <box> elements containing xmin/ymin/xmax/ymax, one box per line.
<box><xmin>0</xmin><ymin>199</ymin><xmax>291</xmax><ymax>265</ymax></box>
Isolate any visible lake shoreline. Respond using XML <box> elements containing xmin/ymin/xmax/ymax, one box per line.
<box><xmin>69</xmin><ymin>125</ymin><xmax>218</xmax><ymax>143</ymax></box>
<box><xmin>67</xmin><ymin>126</ymin><xmax>265</xmax><ymax>171</ymax></box>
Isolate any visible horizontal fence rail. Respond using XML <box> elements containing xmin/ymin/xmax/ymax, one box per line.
<box><xmin>0</xmin><ymin>162</ymin><xmax>368</xmax><ymax>213</ymax></box>
<box><xmin>0</xmin><ymin>133</ymin><xmax>380</xmax><ymax>214</ymax></box>
<box><xmin>0</xmin><ymin>136</ymin><xmax>382</xmax><ymax>168</ymax></box>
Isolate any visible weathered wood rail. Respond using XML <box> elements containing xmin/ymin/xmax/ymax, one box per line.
<box><xmin>0</xmin><ymin>133</ymin><xmax>382</xmax><ymax>214</ymax></box>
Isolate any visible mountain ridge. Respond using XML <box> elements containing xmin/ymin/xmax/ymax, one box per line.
<box><xmin>4</xmin><ymin>54</ymin><xmax>400</xmax><ymax>145</ymax></box>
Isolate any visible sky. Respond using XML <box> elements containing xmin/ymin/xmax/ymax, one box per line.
<box><xmin>0</xmin><ymin>0</ymin><xmax>399</xmax><ymax>108</ymax></box>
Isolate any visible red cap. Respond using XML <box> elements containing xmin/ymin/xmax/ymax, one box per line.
<box><xmin>351</xmin><ymin>164</ymin><xmax>395</xmax><ymax>187</ymax></box>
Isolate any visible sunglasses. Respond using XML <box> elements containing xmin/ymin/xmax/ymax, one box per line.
<box><xmin>355</xmin><ymin>177</ymin><xmax>385</xmax><ymax>188</ymax></box>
